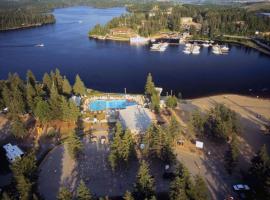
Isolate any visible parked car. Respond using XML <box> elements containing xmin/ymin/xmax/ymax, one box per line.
<box><xmin>233</xmin><ymin>184</ymin><xmax>250</xmax><ymax>191</ymax></box>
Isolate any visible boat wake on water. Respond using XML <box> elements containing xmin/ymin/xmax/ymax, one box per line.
<box><xmin>0</xmin><ymin>43</ymin><xmax>44</xmax><ymax>48</ymax></box>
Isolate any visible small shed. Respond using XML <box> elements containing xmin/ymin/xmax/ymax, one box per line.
<box><xmin>3</xmin><ymin>143</ymin><xmax>24</xmax><ymax>163</ymax></box>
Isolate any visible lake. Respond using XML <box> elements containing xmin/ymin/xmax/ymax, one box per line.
<box><xmin>0</xmin><ymin>6</ymin><xmax>270</xmax><ymax>98</ymax></box>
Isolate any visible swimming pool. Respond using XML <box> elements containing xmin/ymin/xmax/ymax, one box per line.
<box><xmin>89</xmin><ymin>99</ymin><xmax>137</xmax><ymax>111</ymax></box>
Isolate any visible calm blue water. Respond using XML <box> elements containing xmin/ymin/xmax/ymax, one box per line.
<box><xmin>89</xmin><ymin>99</ymin><xmax>137</xmax><ymax>111</ymax></box>
<box><xmin>0</xmin><ymin>6</ymin><xmax>270</xmax><ymax>98</ymax></box>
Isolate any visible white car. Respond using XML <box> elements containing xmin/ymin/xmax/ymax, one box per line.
<box><xmin>233</xmin><ymin>184</ymin><xmax>250</xmax><ymax>191</ymax></box>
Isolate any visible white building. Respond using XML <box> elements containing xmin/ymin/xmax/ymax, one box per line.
<box><xmin>70</xmin><ymin>95</ymin><xmax>81</xmax><ymax>106</ymax></box>
<box><xmin>3</xmin><ymin>143</ymin><xmax>24</xmax><ymax>163</ymax></box>
<box><xmin>119</xmin><ymin>105</ymin><xmax>153</xmax><ymax>135</ymax></box>
<box><xmin>130</xmin><ymin>36</ymin><xmax>149</xmax><ymax>45</ymax></box>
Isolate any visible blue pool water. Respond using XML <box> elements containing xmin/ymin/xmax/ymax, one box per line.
<box><xmin>89</xmin><ymin>99</ymin><xmax>137</xmax><ymax>111</ymax></box>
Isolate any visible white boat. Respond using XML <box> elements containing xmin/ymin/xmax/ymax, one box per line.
<box><xmin>78</xmin><ymin>20</ymin><xmax>83</xmax><ymax>24</ymax></box>
<box><xmin>192</xmin><ymin>49</ymin><xmax>200</xmax><ymax>54</ymax></box>
<box><xmin>212</xmin><ymin>45</ymin><xmax>222</xmax><ymax>55</ymax></box>
<box><xmin>185</xmin><ymin>43</ymin><xmax>192</xmax><ymax>47</ymax></box>
<box><xmin>150</xmin><ymin>42</ymin><xmax>168</xmax><ymax>52</ymax></box>
<box><xmin>191</xmin><ymin>45</ymin><xmax>200</xmax><ymax>54</ymax></box>
<box><xmin>183</xmin><ymin>49</ymin><xmax>191</xmax><ymax>54</ymax></box>
<box><xmin>202</xmin><ymin>43</ymin><xmax>210</xmax><ymax>47</ymax></box>
<box><xmin>221</xmin><ymin>45</ymin><xmax>229</xmax><ymax>52</ymax></box>
<box><xmin>36</xmin><ymin>43</ymin><xmax>44</xmax><ymax>47</ymax></box>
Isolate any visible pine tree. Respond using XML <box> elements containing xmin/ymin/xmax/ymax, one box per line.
<box><xmin>66</xmin><ymin>131</ymin><xmax>83</xmax><ymax>159</ymax></box>
<box><xmin>11</xmin><ymin>150</ymin><xmax>37</xmax><ymax>179</ymax></box>
<box><xmin>133</xmin><ymin>160</ymin><xmax>155</xmax><ymax>200</ymax></box>
<box><xmin>77</xmin><ymin>180</ymin><xmax>92</xmax><ymax>200</ymax></box>
<box><xmin>42</xmin><ymin>72</ymin><xmax>52</xmax><ymax>93</ymax></box>
<box><xmin>26</xmin><ymin>70</ymin><xmax>36</xmax><ymax>87</ymax></box>
<box><xmin>55</xmin><ymin>68</ymin><xmax>64</xmax><ymax>93</ymax></box>
<box><xmin>123</xmin><ymin>191</ymin><xmax>134</xmax><ymax>200</ymax></box>
<box><xmin>11</xmin><ymin>117</ymin><xmax>27</xmax><ymax>138</ymax></box>
<box><xmin>57</xmin><ymin>187</ymin><xmax>72</xmax><ymax>200</ymax></box>
<box><xmin>145</xmin><ymin>73</ymin><xmax>155</xmax><ymax>96</ymax></box>
<box><xmin>122</xmin><ymin>129</ymin><xmax>135</xmax><ymax>162</ymax></box>
<box><xmin>62</xmin><ymin>77</ymin><xmax>72</xmax><ymax>96</ymax></box>
<box><xmin>34</xmin><ymin>99</ymin><xmax>51</xmax><ymax>124</ymax></box>
<box><xmin>26</xmin><ymin>82</ymin><xmax>37</xmax><ymax>111</ymax></box>
<box><xmin>16</xmin><ymin>175</ymin><xmax>32</xmax><ymax>200</ymax></box>
<box><xmin>169</xmin><ymin>176</ymin><xmax>188</xmax><ymax>200</ymax></box>
<box><xmin>166</xmin><ymin>95</ymin><xmax>178</xmax><ymax>108</ymax></box>
<box><xmin>225</xmin><ymin>134</ymin><xmax>239</xmax><ymax>174</ymax></box>
<box><xmin>49</xmin><ymin>83</ymin><xmax>62</xmax><ymax>120</ymax></box>
<box><xmin>73</xmin><ymin>74</ymin><xmax>86</xmax><ymax>96</ymax></box>
<box><xmin>168</xmin><ymin>116</ymin><xmax>181</xmax><ymax>142</ymax></box>
<box><xmin>108</xmin><ymin>127</ymin><xmax>122</xmax><ymax>170</ymax></box>
<box><xmin>250</xmin><ymin>145</ymin><xmax>270</xmax><ymax>197</ymax></box>
<box><xmin>192</xmin><ymin>175</ymin><xmax>209</xmax><ymax>200</ymax></box>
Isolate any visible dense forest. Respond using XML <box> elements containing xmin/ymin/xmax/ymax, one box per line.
<box><xmin>89</xmin><ymin>3</ymin><xmax>270</xmax><ymax>39</ymax></box>
<box><xmin>0</xmin><ymin>0</ymin><xmax>154</xmax><ymax>30</ymax></box>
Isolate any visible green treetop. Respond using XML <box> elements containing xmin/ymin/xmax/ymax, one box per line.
<box><xmin>57</xmin><ymin>187</ymin><xmax>72</xmax><ymax>200</ymax></box>
<box><xmin>77</xmin><ymin>180</ymin><xmax>92</xmax><ymax>200</ymax></box>
<box><xmin>133</xmin><ymin>160</ymin><xmax>155</xmax><ymax>200</ymax></box>
<box><xmin>123</xmin><ymin>191</ymin><xmax>134</xmax><ymax>200</ymax></box>
<box><xmin>145</xmin><ymin>73</ymin><xmax>155</xmax><ymax>96</ymax></box>
<box><xmin>62</xmin><ymin>77</ymin><xmax>72</xmax><ymax>96</ymax></box>
<box><xmin>73</xmin><ymin>74</ymin><xmax>86</xmax><ymax>96</ymax></box>
<box><xmin>66</xmin><ymin>131</ymin><xmax>83</xmax><ymax>159</ymax></box>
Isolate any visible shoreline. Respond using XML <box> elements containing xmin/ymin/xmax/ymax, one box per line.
<box><xmin>89</xmin><ymin>34</ymin><xmax>270</xmax><ymax>55</ymax></box>
<box><xmin>0</xmin><ymin>21</ymin><xmax>55</xmax><ymax>32</ymax></box>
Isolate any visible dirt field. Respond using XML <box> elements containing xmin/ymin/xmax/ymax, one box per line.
<box><xmin>173</xmin><ymin>94</ymin><xmax>270</xmax><ymax>200</ymax></box>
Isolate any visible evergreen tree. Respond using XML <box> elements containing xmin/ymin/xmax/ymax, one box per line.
<box><xmin>11</xmin><ymin>151</ymin><xmax>37</xmax><ymax>179</ymax></box>
<box><xmin>250</xmin><ymin>145</ymin><xmax>270</xmax><ymax>198</ymax></box>
<box><xmin>166</xmin><ymin>95</ymin><xmax>178</xmax><ymax>108</ymax></box>
<box><xmin>66</xmin><ymin>131</ymin><xmax>83</xmax><ymax>159</ymax></box>
<box><xmin>11</xmin><ymin>152</ymin><xmax>36</xmax><ymax>200</ymax></box>
<box><xmin>150</xmin><ymin>92</ymin><xmax>160</xmax><ymax>113</ymax></box>
<box><xmin>11</xmin><ymin>117</ymin><xmax>27</xmax><ymax>138</ymax></box>
<box><xmin>54</xmin><ymin>68</ymin><xmax>64</xmax><ymax>93</ymax></box>
<box><xmin>225</xmin><ymin>134</ymin><xmax>239</xmax><ymax>174</ymax></box>
<box><xmin>62</xmin><ymin>77</ymin><xmax>72</xmax><ymax>96</ymax></box>
<box><xmin>108</xmin><ymin>125</ymin><xmax>122</xmax><ymax>170</ymax></box>
<box><xmin>133</xmin><ymin>160</ymin><xmax>155</xmax><ymax>200</ymax></box>
<box><xmin>169</xmin><ymin>176</ymin><xmax>188</xmax><ymax>200</ymax></box>
<box><xmin>123</xmin><ymin>191</ymin><xmax>134</xmax><ymax>200</ymax></box>
<box><xmin>168</xmin><ymin>116</ymin><xmax>181</xmax><ymax>142</ymax></box>
<box><xmin>26</xmin><ymin>70</ymin><xmax>36</xmax><ymax>87</ymax></box>
<box><xmin>145</xmin><ymin>73</ymin><xmax>155</xmax><ymax>96</ymax></box>
<box><xmin>122</xmin><ymin>129</ymin><xmax>135</xmax><ymax>162</ymax></box>
<box><xmin>57</xmin><ymin>187</ymin><xmax>72</xmax><ymax>200</ymax></box>
<box><xmin>61</xmin><ymin>98</ymin><xmax>80</xmax><ymax>122</ymax></box>
<box><xmin>34</xmin><ymin>99</ymin><xmax>51</xmax><ymax>124</ymax></box>
<box><xmin>192</xmin><ymin>175</ymin><xmax>209</xmax><ymax>200</ymax></box>
<box><xmin>77</xmin><ymin>180</ymin><xmax>92</xmax><ymax>200</ymax></box>
<box><xmin>73</xmin><ymin>74</ymin><xmax>86</xmax><ymax>96</ymax></box>
<box><xmin>42</xmin><ymin>72</ymin><xmax>52</xmax><ymax>93</ymax></box>
<box><xmin>48</xmin><ymin>83</ymin><xmax>62</xmax><ymax>120</ymax></box>
<box><xmin>26</xmin><ymin>82</ymin><xmax>37</xmax><ymax>111</ymax></box>
<box><xmin>16</xmin><ymin>175</ymin><xmax>32</xmax><ymax>200</ymax></box>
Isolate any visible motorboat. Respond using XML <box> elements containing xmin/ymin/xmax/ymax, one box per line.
<box><xmin>202</xmin><ymin>43</ymin><xmax>210</xmax><ymax>47</ymax></box>
<box><xmin>36</xmin><ymin>43</ymin><xmax>44</xmax><ymax>47</ymax></box>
